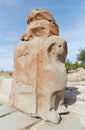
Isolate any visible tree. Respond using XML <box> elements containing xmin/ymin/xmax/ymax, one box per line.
<box><xmin>65</xmin><ymin>59</ymin><xmax>72</xmax><ymax>72</ymax></box>
<box><xmin>72</xmin><ymin>61</ymin><xmax>79</xmax><ymax>70</ymax></box>
<box><xmin>77</xmin><ymin>48</ymin><xmax>85</xmax><ymax>68</ymax></box>
<box><xmin>77</xmin><ymin>48</ymin><xmax>85</xmax><ymax>63</ymax></box>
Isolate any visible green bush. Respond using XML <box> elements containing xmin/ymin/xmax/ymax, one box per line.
<box><xmin>65</xmin><ymin>60</ymin><xmax>79</xmax><ymax>72</ymax></box>
<box><xmin>77</xmin><ymin>48</ymin><xmax>85</xmax><ymax>63</ymax></box>
<box><xmin>71</xmin><ymin>61</ymin><xmax>79</xmax><ymax>70</ymax></box>
<box><xmin>65</xmin><ymin>59</ymin><xmax>72</xmax><ymax>72</ymax></box>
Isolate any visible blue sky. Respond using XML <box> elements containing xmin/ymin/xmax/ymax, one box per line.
<box><xmin>0</xmin><ymin>0</ymin><xmax>85</xmax><ymax>70</ymax></box>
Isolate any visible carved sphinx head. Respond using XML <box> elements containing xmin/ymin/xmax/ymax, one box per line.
<box><xmin>46</xmin><ymin>36</ymin><xmax>68</xmax><ymax>63</ymax></box>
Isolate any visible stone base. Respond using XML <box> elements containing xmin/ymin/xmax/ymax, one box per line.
<box><xmin>0</xmin><ymin>103</ymin><xmax>84</xmax><ymax>130</ymax></box>
<box><xmin>28</xmin><ymin>113</ymin><xmax>85</xmax><ymax>130</ymax></box>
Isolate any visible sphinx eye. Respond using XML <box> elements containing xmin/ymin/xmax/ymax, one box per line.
<box><xmin>58</xmin><ymin>45</ymin><xmax>62</xmax><ymax>48</ymax></box>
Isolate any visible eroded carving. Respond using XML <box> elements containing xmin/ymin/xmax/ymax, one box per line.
<box><xmin>10</xmin><ymin>9</ymin><xmax>68</xmax><ymax>124</ymax></box>
<box><xmin>36</xmin><ymin>36</ymin><xmax>68</xmax><ymax>123</ymax></box>
<box><xmin>21</xmin><ymin>9</ymin><xmax>59</xmax><ymax>41</ymax></box>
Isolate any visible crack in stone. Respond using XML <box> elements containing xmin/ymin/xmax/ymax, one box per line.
<box><xmin>19</xmin><ymin>119</ymin><xmax>42</xmax><ymax>130</ymax></box>
<box><xmin>0</xmin><ymin>111</ymin><xmax>16</xmax><ymax>118</ymax></box>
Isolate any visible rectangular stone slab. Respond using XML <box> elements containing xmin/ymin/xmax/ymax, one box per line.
<box><xmin>28</xmin><ymin>113</ymin><xmax>85</xmax><ymax>130</ymax></box>
<box><xmin>0</xmin><ymin>104</ymin><xmax>15</xmax><ymax>117</ymax></box>
<box><xmin>0</xmin><ymin>111</ymin><xmax>39</xmax><ymax>130</ymax></box>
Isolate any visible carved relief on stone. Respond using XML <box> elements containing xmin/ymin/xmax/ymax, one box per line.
<box><xmin>10</xmin><ymin>9</ymin><xmax>68</xmax><ymax>124</ymax></box>
<box><xmin>36</xmin><ymin>36</ymin><xmax>68</xmax><ymax>123</ymax></box>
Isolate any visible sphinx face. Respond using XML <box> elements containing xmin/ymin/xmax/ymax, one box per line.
<box><xmin>45</xmin><ymin>36</ymin><xmax>67</xmax><ymax>62</ymax></box>
<box><xmin>51</xmin><ymin>42</ymin><xmax>67</xmax><ymax>57</ymax></box>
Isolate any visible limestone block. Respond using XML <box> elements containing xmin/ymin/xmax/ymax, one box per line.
<box><xmin>0</xmin><ymin>111</ymin><xmax>39</xmax><ymax>130</ymax></box>
<box><xmin>14</xmin><ymin>82</ymin><xmax>33</xmax><ymax>94</ymax></box>
<box><xmin>0</xmin><ymin>78</ymin><xmax>12</xmax><ymax>94</ymax></box>
<box><xmin>28</xmin><ymin>113</ymin><xmax>85</xmax><ymax>130</ymax></box>
<box><xmin>10</xmin><ymin>9</ymin><xmax>68</xmax><ymax>124</ymax></box>
<box><xmin>21</xmin><ymin>9</ymin><xmax>59</xmax><ymax>41</ymax></box>
<box><xmin>21</xmin><ymin>20</ymin><xmax>59</xmax><ymax>41</ymax></box>
<box><xmin>26</xmin><ymin>9</ymin><xmax>57</xmax><ymax>24</ymax></box>
<box><xmin>10</xmin><ymin>37</ymin><xmax>44</xmax><ymax>114</ymax></box>
<box><xmin>0</xmin><ymin>104</ymin><xmax>15</xmax><ymax>117</ymax></box>
<box><xmin>11</xmin><ymin>35</ymin><xmax>68</xmax><ymax>123</ymax></box>
<box><xmin>36</xmin><ymin>36</ymin><xmax>68</xmax><ymax>123</ymax></box>
<box><xmin>0</xmin><ymin>93</ymin><xmax>10</xmax><ymax>103</ymax></box>
<box><xmin>0</xmin><ymin>78</ymin><xmax>12</xmax><ymax>103</ymax></box>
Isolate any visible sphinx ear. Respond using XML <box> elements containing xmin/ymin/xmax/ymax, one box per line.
<box><xmin>61</xmin><ymin>41</ymin><xmax>68</xmax><ymax>62</ymax></box>
<box><xmin>64</xmin><ymin>41</ymin><xmax>68</xmax><ymax>58</ymax></box>
<box><xmin>47</xmin><ymin>42</ymin><xmax>56</xmax><ymax>53</ymax></box>
<box><xmin>58</xmin><ymin>41</ymin><xmax>68</xmax><ymax>63</ymax></box>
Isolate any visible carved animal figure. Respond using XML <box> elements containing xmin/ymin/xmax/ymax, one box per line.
<box><xmin>37</xmin><ymin>36</ymin><xmax>68</xmax><ymax>123</ymax></box>
<box><xmin>10</xmin><ymin>9</ymin><xmax>68</xmax><ymax>124</ymax></box>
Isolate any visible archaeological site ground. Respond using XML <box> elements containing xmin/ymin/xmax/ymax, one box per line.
<box><xmin>0</xmin><ymin>9</ymin><xmax>85</xmax><ymax>130</ymax></box>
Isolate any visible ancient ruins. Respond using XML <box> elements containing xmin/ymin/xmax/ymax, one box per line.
<box><xmin>0</xmin><ymin>8</ymin><xmax>85</xmax><ymax>130</ymax></box>
<box><xmin>10</xmin><ymin>9</ymin><xmax>68</xmax><ymax>124</ymax></box>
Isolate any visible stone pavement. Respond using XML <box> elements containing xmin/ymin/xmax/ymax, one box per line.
<box><xmin>0</xmin><ymin>78</ymin><xmax>12</xmax><ymax>103</ymax></box>
<box><xmin>0</xmin><ymin>79</ymin><xmax>85</xmax><ymax>130</ymax></box>
<box><xmin>0</xmin><ymin>103</ymin><xmax>40</xmax><ymax>130</ymax></box>
<box><xmin>65</xmin><ymin>82</ymin><xmax>85</xmax><ymax>119</ymax></box>
<box><xmin>0</xmin><ymin>103</ymin><xmax>84</xmax><ymax>130</ymax></box>
<box><xmin>64</xmin><ymin>82</ymin><xmax>85</xmax><ymax>128</ymax></box>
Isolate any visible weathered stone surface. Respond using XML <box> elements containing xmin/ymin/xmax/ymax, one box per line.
<box><xmin>26</xmin><ymin>9</ymin><xmax>56</xmax><ymax>24</ymax></box>
<box><xmin>27</xmin><ymin>113</ymin><xmax>84</xmax><ymax>130</ymax></box>
<box><xmin>10</xmin><ymin>35</ymin><xmax>68</xmax><ymax>123</ymax></box>
<box><xmin>0</xmin><ymin>104</ymin><xmax>15</xmax><ymax>117</ymax></box>
<box><xmin>21</xmin><ymin>9</ymin><xmax>59</xmax><ymax>41</ymax></box>
<box><xmin>10</xmin><ymin>9</ymin><xmax>68</xmax><ymax>124</ymax></box>
<box><xmin>10</xmin><ymin>37</ymin><xmax>42</xmax><ymax>115</ymax></box>
<box><xmin>65</xmin><ymin>82</ymin><xmax>85</xmax><ymax>118</ymax></box>
<box><xmin>21</xmin><ymin>20</ymin><xmax>59</xmax><ymax>41</ymax></box>
<box><xmin>0</xmin><ymin>111</ymin><xmax>39</xmax><ymax>130</ymax></box>
<box><xmin>0</xmin><ymin>78</ymin><xmax>12</xmax><ymax>103</ymax></box>
<box><xmin>36</xmin><ymin>36</ymin><xmax>68</xmax><ymax>123</ymax></box>
<box><xmin>0</xmin><ymin>78</ymin><xmax>12</xmax><ymax>94</ymax></box>
<box><xmin>0</xmin><ymin>104</ymin><xmax>84</xmax><ymax>130</ymax></box>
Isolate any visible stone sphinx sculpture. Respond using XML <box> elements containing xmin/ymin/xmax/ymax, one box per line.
<box><xmin>10</xmin><ymin>9</ymin><xmax>68</xmax><ymax>123</ymax></box>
